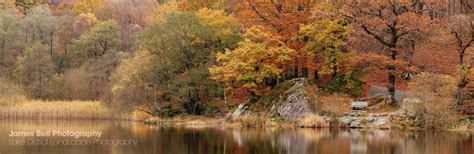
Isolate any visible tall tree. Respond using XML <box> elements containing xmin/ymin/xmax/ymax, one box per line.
<box><xmin>14</xmin><ymin>43</ymin><xmax>55</xmax><ymax>99</ymax></box>
<box><xmin>21</xmin><ymin>5</ymin><xmax>57</xmax><ymax>56</ymax></box>
<box><xmin>69</xmin><ymin>20</ymin><xmax>122</xmax><ymax>99</ymax></box>
<box><xmin>347</xmin><ymin>1</ymin><xmax>431</xmax><ymax>104</ymax></box>
<box><xmin>71</xmin><ymin>20</ymin><xmax>121</xmax><ymax>64</ymax></box>
<box><xmin>445</xmin><ymin>14</ymin><xmax>474</xmax><ymax>105</ymax></box>
<box><xmin>0</xmin><ymin>9</ymin><xmax>19</xmax><ymax>72</ymax></box>
<box><xmin>233</xmin><ymin>0</ymin><xmax>316</xmax><ymax>79</ymax></box>
<box><xmin>72</xmin><ymin>0</ymin><xmax>103</xmax><ymax>14</ymax></box>
<box><xmin>210</xmin><ymin>26</ymin><xmax>294</xmax><ymax>96</ymax></box>
<box><xmin>113</xmin><ymin>8</ymin><xmax>241</xmax><ymax>115</ymax></box>
<box><xmin>300</xmin><ymin>3</ymin><xmax>352</xmax><ymax>80</ymax></box>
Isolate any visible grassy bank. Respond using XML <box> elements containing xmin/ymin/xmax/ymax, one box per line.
<box><xmin>0</xmin><ymin>99</ymin><xmax>116</xmax><ymax>120</ymax></box>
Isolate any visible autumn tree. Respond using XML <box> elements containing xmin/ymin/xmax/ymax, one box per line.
<box><xmin>347</xmin><ymin>1</ymin><xmax>431</xmax><ymax>104</ymax></box>
<box><xmin>15</xmin><ymin>0</ymin><xmax>36</xmax><ymax>14</ymax></box>
<box><xmin>14</xmin><ymin>43</ymin><xmax>55</xmax><ymax>99</ymax></box>
<box><xmin>233</xmin><ymin>0</ymin><xmax>316</xmax><ymax>79</ymax></box>
<box><xmin>444</xmin><ymin>14</ymin><xmax>474</xmax><ymax>105</ymax></box>
<box><xmin>108</xmin><ymin>50</ymin><xmax>157</xmax><ymax>114</ymax></box>
<box><xmin>68</xmin><ymin>20</ymin><xmax>122</xmax><ymax>99</ymax></box>
<box><xmin>210</xmin><ymin>26</ymin><xmax>294</xmax><ymax>97</ymax></box>
<box><xmin>448</xmin><ymin>14</ymin><xmax>474</xmax><ymax>65</ymax></box>
<box><xmin>72</xmin><ymin>13</ymin><xmax>97</xmax><ymax>37</ymax></box>
<box><xmin>53</xmin><ymin>11</ymin><xmax>79</xmax><ymax>74</ymax></box>
<box><xmin>299</xmin><ymin>3</ymin><xmax>352</xmax><ymax>80</ymax></box>
<box><xmin>110</xmin><ymin>8</ymin><xmax>241</xmax><ymax>115</ymax></box>
<box><xmin>72</xmin><ymin>0</ymin><xmax>103</xmax><ymax>14</ymax></box>
<box><xmin>93</xmin><ymin>0</ymin><xmax>156</xmax><ymax>52</ymax></box>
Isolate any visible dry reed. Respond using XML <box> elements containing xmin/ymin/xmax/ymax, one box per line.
<box><xmin>0</xmin><ymin>99</ymin><xmax>116</xmax><ymax>120</ymax></box>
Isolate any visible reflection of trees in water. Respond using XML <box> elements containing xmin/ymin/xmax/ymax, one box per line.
<box><xmin>1</xmin><ymin>121</ymin><xmax>473</xmax><ymax>154</ymax></box>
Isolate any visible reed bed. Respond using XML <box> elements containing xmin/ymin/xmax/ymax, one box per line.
<box><xmin>0</xmin><ymin>100</ymin><xmax>117</xmax><ymax>120</ymax></box>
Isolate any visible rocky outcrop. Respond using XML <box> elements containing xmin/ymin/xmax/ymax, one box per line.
<box><xmin>227</xmin><ymin>103</ymin><xmax>248</xmax><ymax>119</ymax></box>
<box><xmin>227</xmin><ymin>78</ymin><xmax>318</xmax><ymax>121</ymax></box>
<box><xmin>272</xmin><ymin>78</ymin><xmax>315</xmax><ymax>121</ymax></box>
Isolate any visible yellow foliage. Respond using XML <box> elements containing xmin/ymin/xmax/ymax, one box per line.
<box><xmin>210</xmin><ymin>26</ymin><xmax>294</xmax><ymax>94</ymax></box>
<box><xmin>146</xmin><ymin>3</ymin><xmax>180</xmax><ymax>25</ymax></box>
<box><xmin>73</xmin><ymin>0</ymin><xmax>104</xmax><ymax>14</ymax></box>
<box><xmin>299</xmin><ymin>2</ymin><xmax>352</xmax><ymax>76</ymax></box>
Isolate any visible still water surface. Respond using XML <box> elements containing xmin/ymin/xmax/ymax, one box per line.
<box><xmin>0</xmin><ymin>120</ymin><xmax>472</xmax><ymax>154</ymax></box>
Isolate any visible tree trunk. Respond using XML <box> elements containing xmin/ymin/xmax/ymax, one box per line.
<box><xmin>332</xmin><ymin>60</ymin><xmax>337</xmax><ymax>80</ymax></box>
<box><xmin>0</xmin><ymin>38</ymin><xmax>5</xmax><ymax>67</ymax></box>
<box><xmin>456</xmin><ymin>77</ymin><xmax>467</xmax><ymax>106</ymax></box>
<box><xmin>456</xmin><ymin>57</ymin><xmax>472</xmax><ymax>106</ymax></box>
<box><xmin>459</xmin><ymin>49</ymin><xmax>465</xmax><ymax>65</ymax></box>
<box><xmin>0</xmin><ymin>49</ymin><xmax>3</xmax><ymax>67</ymax></box>
<box><xmin>223</xmin><ymin>86</ymin><xmax>228</xmax><ymax>111</ymax></box>
<box><xmin>302</xmin><ymin>67</ymin><xmax>308</xmax><ymax>78</ymax></box>
<box><xmin>387</xmin><ymin>49</ymin><xmax>397</xmax><ymax>105</ymax></box>
<box><xmin>293</xmin><ymin>67</ymin><xmax>299</xmax><ymax>78</ymax></box>
<box><xmin>50</xmin><ymin>31</ymin><xmax>54</xmax><ymax>57</ymax></box>
<box><xmin>314</xmin><ymin>70</ymin><xmax>319</xmax><ymax>80</ymax></box>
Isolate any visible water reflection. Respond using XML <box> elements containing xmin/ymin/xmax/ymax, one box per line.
<box><xmin>0</xmin><ymin>120</ymin><xmax>472</xmax><ymax>154</ymax></box>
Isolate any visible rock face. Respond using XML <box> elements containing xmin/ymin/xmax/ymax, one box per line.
<box><xmin>228</xmin><ymin>103</ymin><xmax>248</xmax><ymax>119</ymax></box>
<box><xmin>274</xmin><ymin>78</ymin><xmax>315</xmax><ymax>121</ymax></box>
<box><xmin>227</xmin><ymin>78</ymin><xmax>317</xmax><ymax>121</ymax></box>
<box><xmin>230</xmin><ymin>103</ymin><xmax>248</xmax><ymax>118</ymax></box>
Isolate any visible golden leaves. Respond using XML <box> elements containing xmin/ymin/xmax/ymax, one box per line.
<box><xmin>210</xmin><ymin>26</ymin><xmax>295</xmax><ymax>94</ymax></box>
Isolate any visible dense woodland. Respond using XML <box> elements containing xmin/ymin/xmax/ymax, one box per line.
<box><xmin>1</xmin><ymin>0</ymin><xmax>474</xmax><ymax>117</ymax></box>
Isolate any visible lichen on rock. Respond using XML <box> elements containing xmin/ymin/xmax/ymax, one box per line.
<box><xmin>227</xmin><ymin>78</ymin><xmax>320</xmax><ymax>121</ymax></box>
<box><xmin>269</xmin><ymin>78</ymin><xmax>316</xmax><ymax>121</ymax></box>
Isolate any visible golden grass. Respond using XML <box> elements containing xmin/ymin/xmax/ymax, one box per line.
<box><xmin>0</xmin><ymin>99</ymin><xmax>116</xmax><ymax>120</ymax></box>
<box><xmin>295</xmin><ymin>114</ymin><xmax>329</xmax><ymax>128</ymax></box>
<box><xmin>230</xmin><ymin>115</ymin><xmax>271</xmax><ymax>128</ymax></box>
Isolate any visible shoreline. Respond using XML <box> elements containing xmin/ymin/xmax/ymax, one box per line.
<box><xmin>0</xmin><ymin>115</ymin><xmax>473</xmax><ymax>132</ymax></box>
<box><xmin>142</xmin><ymin>115</ymin><xmax>474</xmax><ymax>132</ymax></box>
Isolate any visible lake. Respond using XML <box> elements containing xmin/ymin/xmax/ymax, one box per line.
<box><xmin>0</xmin><ymin>120</ymin><xmax>472</xmax><ymax>154</ymax></box>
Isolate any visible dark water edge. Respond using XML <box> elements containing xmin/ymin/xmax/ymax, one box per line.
<box><xmin>0</xmin><ymin>120</ymin><xmax>473</xmax><ymax>154</ymax></box>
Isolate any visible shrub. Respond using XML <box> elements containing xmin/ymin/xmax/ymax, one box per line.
<box><xmin>407</xmin><ymin>72</ymin><xmax>458</xmax><ymax>130</ymax></box>
<box><xmin>325</xmin><ymin>75</ymin><xmax>363</xmax><ymax>97</ymax></box>
<box><xmin>0</xmin><ymin>78</ymin><xmax>25</xmax><ymax>106</ymax></box>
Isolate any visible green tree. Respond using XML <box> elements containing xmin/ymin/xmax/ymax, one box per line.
<box><xmin>110</xmin><ymin>9</ymin><xmax>241</xmax><ymax>115</ymax></box>
<box><xmin>71</xmin><ymin>20</ymin><xmax>121</xmax><ymax>65</ymax></box>
<box><xmin>21</xmin><ymin>5</ymin><xmax>57</xmax><ymax>56</ymax></box>
<box><xmin>15</xmin><ymin>43</ymin><xmax>55</xmax><ymax>99</ymax></box>
<box><xmin>0</xmin><ymin>9</ymin><xmax>19</xmax><ymax>74</ymax></box>
<box><xmin>67</xmin><ymin>20</ymin><xmax>122</xmax><ymax>100</ymax></box>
